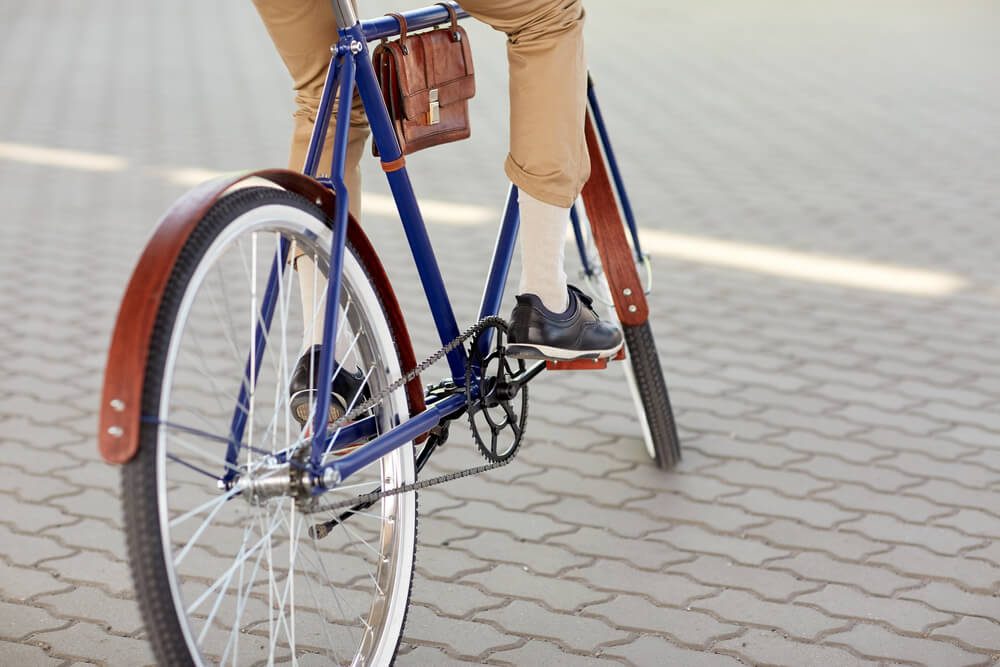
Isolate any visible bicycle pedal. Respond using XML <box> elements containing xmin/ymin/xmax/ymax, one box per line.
<box><xmin>545</xmin><ymin>347</ymin><xmax>625</xmax><ymax>371</ymax></box>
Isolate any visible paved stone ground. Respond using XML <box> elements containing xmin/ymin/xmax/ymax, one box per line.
<box><xmin>1</xmin><ymin>0</ymin><xmax>999</xmax><ymax>664</ymax></box>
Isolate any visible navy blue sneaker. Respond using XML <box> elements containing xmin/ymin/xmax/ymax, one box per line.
<box><xmin>289</xmin><ymin>345</ymin><xmax>370</xmax><ymax>426</ymax></box>
<box><xmin>507</xmin><ymin>285</ymin><xmax>623</xmax><ymax>361</ymax></box>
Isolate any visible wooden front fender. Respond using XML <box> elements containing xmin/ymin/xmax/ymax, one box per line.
<box><xmin>581</xmin><ymin>111</ymin><xmax>649</xmax><ymax>327</ymax></box>
<box><xmin>98</xmin><ymin>169</ymin><xmax>424</xmax><ymax>464</ymax></box>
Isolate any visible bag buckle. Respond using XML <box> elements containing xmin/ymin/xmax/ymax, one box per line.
<box><xmin>428</xmin><ymin>89</ymin><xmax>440</xmax><ymax>125</ymax></box>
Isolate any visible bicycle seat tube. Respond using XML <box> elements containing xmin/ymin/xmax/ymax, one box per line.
<box><xmin>330</xmin><ymin>0</ymin><xmax>358</xmax><ymax>28</ymax></box>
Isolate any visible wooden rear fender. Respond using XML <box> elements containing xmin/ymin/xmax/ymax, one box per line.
<box><xmin>98</xmin><ymin>169</ymin><xmax>424</xmax><ymax>464</ymax></box>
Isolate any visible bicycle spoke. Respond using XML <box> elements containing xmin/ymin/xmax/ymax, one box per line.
<box><xmin>131</xmin><ymin>193</ymin><xmax>417</xmax><ymax>664</ymax></box>
<box><xmin>187</xmin><ymin>507</ymin><xmax>283</xmax><ymax>616</ymax></box>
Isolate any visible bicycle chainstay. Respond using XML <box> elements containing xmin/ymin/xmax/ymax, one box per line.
<box><xmin>316</xmin><ymin>315</ymin><xmax>517</xmax><ymax>514</ymax></box>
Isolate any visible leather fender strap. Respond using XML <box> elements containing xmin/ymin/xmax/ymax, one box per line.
<box><xmin>98</xmin><ymin>169</ymin><xmax>425</xmax><ymax>464</ymax></box>
<box><xmin>580</xmin><ymin>111</ymin><xmax>649</xmax><ymax>327</ymax></box>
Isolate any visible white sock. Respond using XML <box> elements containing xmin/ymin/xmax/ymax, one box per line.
<box><xmin>518</xmin><ymin>191</ymin><xmax>570</xmax><ymax>313</ymax></box>
<box><xmin>295</xmin><ymin>253</ymin><xmax>350</xmax><ymax>360</ymax></box>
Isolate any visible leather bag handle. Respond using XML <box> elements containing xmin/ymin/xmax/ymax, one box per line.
<box><xmin>386</xmin><ymin>12</ymin><xmax>410</xmax><ymax>54</ymax></box>
<box><xmin>434</xmin><ymin>2</ymin><xmax>462</xmax><ymax>41</ymax></box>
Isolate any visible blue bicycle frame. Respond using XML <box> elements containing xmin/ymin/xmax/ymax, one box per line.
<box><xmin>224</xmin><ymin>2</ymin><xmax>632</xmax><ymax>492</ymax></box>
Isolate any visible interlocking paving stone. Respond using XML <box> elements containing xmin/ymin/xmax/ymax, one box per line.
<box><xmin>785</xmin><ymin>454</ymin><xmax>916</xmax><ymax>492</ymax></box>
<box><xmin>646</xmin><ymin>524</ymin><xmax>789</xmax><ymax>566</ymax></box>
<box><xmin>719</xmin><ymin>488</ymin><xmax>860</xmax><ymax>529</ymax></box>
<box><xmin>39</xmin><ymin>518</ymin><xmax>128</xmax><ymax>562</ymax></box>
<box><xmin>397</xmin><ymin>644</ymin><xmax>476</xmax><ymax>666</ymax></box>
<box><xmin>0</xmin><ymin>560</ymin><xmax>70</xmax><ymax>602</ymax></box>
<box><xmin>930</xmin><ymin>616</ymin><xmax>1000</xmax><ymax>653</ymax></box>
<box><xmin>882</xmin><ymin>452</ymin><xmax>999</xmax><ymax>489</ymax></box>
<box><xmin>906</xmin><ymin>479</ymin><xmax>998</xmax><ymax>513</ymax></box>
<box><xmin>464</xmin><ymin>564</ymin><xmax>608</xmax><ymax>613</ymax></box>
<box><xmin>0</xmin><ymin>494</ymin><xmax>74</xmax><ymax>533</ymax></box>
<box><xmin>47</xmin><ymin>488</ymin><xmax>124</xmax><ymax>527</ymax></box>
<box><xmin>669</xmin><ymin>556</ymin><xmax>818</xmax><ymax>602</ymax></box>
<box><xmin>794</xmin><ymin>584</ymin><xmax>956</xmax><ymax>634</ymax></box>
<box><xmin>858</xmin><ymin>428</ymin><xmax>978</xmax><ymax>462</ymax></box>
<box><xmin>899</xmin><ymin>582</ymin><xmax>1000</xmax><ymax>619</ymax></box>
<box><xmin>0</xmin><ymin>525</ymin><xmax>75</xmax><ymax>568</ymax></box>
<box><xmin>715</xmin><ymin>629</ymin><xmax>879</xmax><ymax>667</ymax></box>
<box><xmin>0</xmin><ymin>601</ymin><xmax>69</xmax><ymax>641</ymax></box>
<box><xmin>488</xmin><ymin>638</ymin><xmax>622</xmax><ymax>665</ymax></box>
<box><xmin>933</xmin><ymin>509</ymin><xmax>1000</xmax><ymax>540</ymax></box>
<box><xmin>768</xmin><ymin>552</ymin><xmax>920</xmax><ymax>597</ymax></box>
<box><xmin>403</xmin><ymin>604</ymin><xmax>521</xmax><ymax>660</ymax></box>
<box><xmin>449</xmin><ymin>532</ymin><xmax>590</xmax><ymax>577</ymax></box>
<box><xmin>941</xmin><ymin>425</ymin><xmax>1000</xmax><ymax>449</ymax></box>
<box><xmin>535</xmin><ymin>497</ymin><xmax>672</xmax><ymax>539</ymax></box>
<box><xmin>809</xmin><ymin>382</ymin><xmax>920</xmax><ymax>412</ymax></box>
<box><xmin>0</xmin><ymin>640</ymin><xmax>63</xmax><ymax>667</ymax></box>
<box><xmin>415</xmin><ymin>543</ymin><xmax>493</xmax><ymax>582</ymax></box>
<box><xmin>867</xmin><ymin>545</ymin><xmax>1000</xmax><ymax>593</ymax></box>
<box><xmin>477</xmin><ymin>600</ymin><xmax>630</xmax><ymax>653</ymax></box>
<box><xmin>515</xmin><ymin>467</ymin><xmax>654</xmax><ymax>506</ymax></box>
<box><xmin>625</xmin><ymin>494</ymin><xmax>767</xmax><ymax>534</ymax></box>
<box><xmin>33</xmin><ymin>587</ymin><xmax>144</xmax><ymax>635</ymax></box>
<box><xmin>744</xmin><ymin>520</ymin><xmax>887</xmax><ymax>561</ymax></box>
<box><xmin>964</xmin><ymin>541</ymin><xmax>1000</xmax><ymax>568</ymax></box>
<box><xmin>608</xmin><ymin>468</ymin><xmax>743</xmax><ymax>502</ymax></box>
<box><xmin>696</xmin><ymin>459</ymin><xmax>833</xmax><ymax>496</ymax></box>
<box><xmin>39</xmin><ymin>552</ymin><xmax>133</xmax><ymax>597</ymax></box>
<box><xmin>436</xmin><ymin>500</ymin><xmax>571</xmax><ymax>542</ymax></box>
<box><xmin>410</xmin><ymin>577</ymin><xmax>504</xmax><ymax>618</ymax></box>
<box><xmin>823</xmin><ymin>622</ymin><xmax>989</xmax><ymax>666</ymax></box>
<box><xmin>813</xmin><ymin>483</ymin><xmax>954</xmax><ymax>523</ymax></box>
<box><xmin>692</xmin><ymin>589</ymin><xmax>850</xmax><ymax>641</ymax></box>
<box><xmin>583</xmin><ymin>595</ymin><xmax>741</xmax><ymax>648</ymax></box>
<box><xmin>31</xmin><ymin>621</ymin><xmax>155</xmax><ymax>665</ymax></box>
<box><xmin>840</xmin><ymin>514</ymin><xmax>986</xmax><ymax>555</ymax></box>
<box><xmin>546</xmin><ymin>526</ymin><xmax>695</xmax><ymax>570</ymax></box>
<box><xmin>601</xmin><ymin>635</ymin><xmax>746</xmax><ymax>666</ymax></box>
<box><xmin>687</xmin><ymin>434</ymin><xmax>809</xmax><ymax>467</ymax></box>
<box><xmin>566</xmin><ymin>559</ymin><xmax>714</xmax><ymax>607</ymax></box>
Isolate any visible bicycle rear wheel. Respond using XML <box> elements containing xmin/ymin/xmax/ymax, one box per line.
<box><xmin>122</xmin><ymin>186</ymin><xmax>416</xmax><ymax>665</ymax></box>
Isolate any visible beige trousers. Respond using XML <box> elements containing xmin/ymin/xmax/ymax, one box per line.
<box><xmin>252</xmin><ymin>0</ymin><xmax>590</xmax><ymax>209</ymax></box>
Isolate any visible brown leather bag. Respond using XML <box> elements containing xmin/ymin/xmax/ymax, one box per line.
<box><xmin>372</xmin><ymin>3</ymin><xmax>475</xmax><ymax>156</ymax></box>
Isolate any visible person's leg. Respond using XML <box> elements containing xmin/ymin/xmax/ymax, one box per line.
<box><xmin>253</xmin><ymin>0</ymin><xmax>368</xmax><ymax>353</ymax></box>
<box><xmin>252</xmin><ymin>0</ymin><xmax>368</xmax><ymax>214</ymax></box>
<box><xmin>463</xmin><ymin>0</ymin><xmax>620</xmax><ymax>359</ymax></box>
<box><xmin>461</xmin><ymin>0</ymin><xmax>590</xmax><ymax>313</ymax></box>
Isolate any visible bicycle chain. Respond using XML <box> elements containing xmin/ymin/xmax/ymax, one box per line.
<box><xmin>316</xmin><ymin>315</ymin><xmax>516</xmax><ymax>513</ymax></box>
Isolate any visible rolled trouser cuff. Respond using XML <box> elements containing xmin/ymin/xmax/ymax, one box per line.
<box><xmin>504</xmin><ymin>152</ymin><xmax>590</xmax><ymax>209</ymax></box>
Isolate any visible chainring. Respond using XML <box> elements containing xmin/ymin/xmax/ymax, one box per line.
<box><xmin>465</xmin><ymin>321</ymin><xmax>528</xmax><ymax>463</ymax></box>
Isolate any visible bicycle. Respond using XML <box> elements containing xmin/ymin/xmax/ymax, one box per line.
<box><xmin>97</xmin><ymin>2</ymin><xmax>680</xmax><ymax>664</ymax></box>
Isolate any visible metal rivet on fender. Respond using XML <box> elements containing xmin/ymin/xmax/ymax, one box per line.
<box><xmin>628</xmin><ymin>305</ymin><xmax>638</xmax><ymax>312</ymax></box>
<box><xmin>110</xmin><ymin>399</ymin><xmax>125</xmax><ymax>412</ymax></box>
<box><xmin>623</xmin><ymin>287</ymin><xmax>632</xmax><ymax>296</ymax></box>
<box><xmin>107</xmin><ymin>426</ymin><xmax>124</xmax><ymax>438</ymax></box>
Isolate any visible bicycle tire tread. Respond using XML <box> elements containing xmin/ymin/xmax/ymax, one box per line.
<box><xmin>122</xmin><ymin>187</ymin><xmax>418</xmax><ymax>664</ymax></box>
<box><xmin>623</xmin><ymin>320</ymin><xmax>681</xmax><ymax>469</ymax></box>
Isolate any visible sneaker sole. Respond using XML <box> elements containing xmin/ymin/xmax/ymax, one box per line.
<box><xmin>506</xmin><ymin>340</ymin><xmax>624</xmax><ymax>361</ymax></box>
<box><xmin>290</xmin><ymin>389</ymin><xmax>347</xmax><ymax>427</ymax></box>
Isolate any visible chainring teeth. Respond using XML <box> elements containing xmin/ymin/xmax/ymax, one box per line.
<box><xmin>465</xmin><ymin>322</ymin><xmax>528</xmax><ymax>464</ymax></box>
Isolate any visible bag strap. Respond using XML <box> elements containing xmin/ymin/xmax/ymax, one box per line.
<box><xmin>386</xmin><ymin>12</ymin><xmax>410</xmax><ymax>54</ymax></box>
<box><xmin>434</xmin><ymin>2</ymin><xmax>462</xmax><ymax>42</ymax></box>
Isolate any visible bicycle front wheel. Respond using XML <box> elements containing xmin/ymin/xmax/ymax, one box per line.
<box><xmin>575</xmin><ymin>214</ymin><xmax>681</xmax><ymax>468</ymax></box>
<box><xmin>122</xmin><ymin>186</ymin><xmax>416</xmax><ymax>665</ymax></box>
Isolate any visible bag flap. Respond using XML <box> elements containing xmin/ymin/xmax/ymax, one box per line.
<box><xmin>384</xmin><ymin>27</ymin><xmax>475</xmax><ymax>121</ymax></box>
